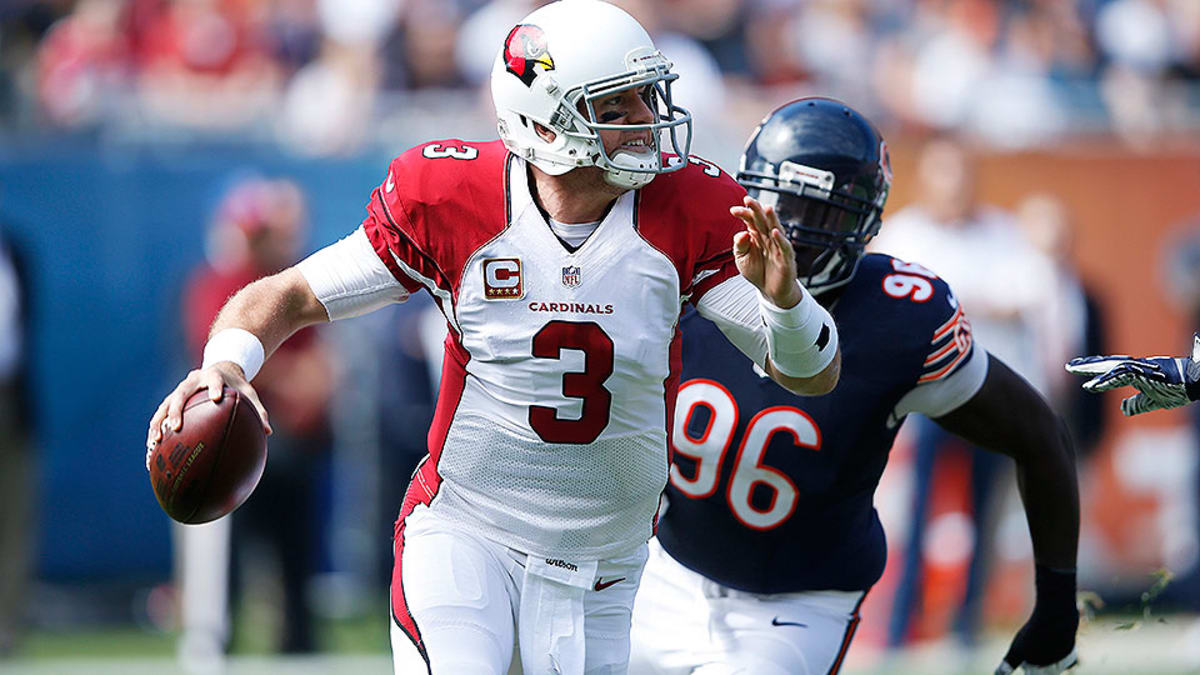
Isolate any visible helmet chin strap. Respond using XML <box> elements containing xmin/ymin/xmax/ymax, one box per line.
<box><xmin>602</xmin><ymin>150</ymin><xmax>658</xmax><ymax>190</ymax></box>
<box><xmin>603</xmin><ymin>169</ymin><xmax>654</xmax><ymax>190</ymax></box>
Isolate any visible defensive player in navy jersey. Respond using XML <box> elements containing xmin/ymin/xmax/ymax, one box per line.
<box><xmin>629</xmin><ymin>99</ymin><xmax>1080</xmax><ymax>675</ymax></box>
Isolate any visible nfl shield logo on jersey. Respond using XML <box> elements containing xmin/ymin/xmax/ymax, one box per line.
<box><xmin>562</xmin><ymin>265</ymin><xmax>581</xmax><ymax>288</ymax></box>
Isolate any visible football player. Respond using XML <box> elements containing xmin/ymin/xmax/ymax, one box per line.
<box><xmin>629</xmin><ymin>98</ymin><xmax>1080</xmax><ymax>675</ymax></box>
<box><xmin>145</xmin><ymin>2</ymin><xmax>841</xmax><ymax>673</ymax></box>
<box><xmin>1066</xmin><ymin>334</ymin><xmax>1200</xmax><ymax>415</ymax></box>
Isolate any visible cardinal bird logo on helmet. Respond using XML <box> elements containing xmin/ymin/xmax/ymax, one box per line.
<box><xmin>504</xmin><ymin>24</ymin><xmax>555</xmax><ymax>87</ymax></box>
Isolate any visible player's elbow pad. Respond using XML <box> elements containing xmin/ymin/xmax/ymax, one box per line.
<box><xmin>759</xmin><ymin>289</ymin><xmax>838</xmax><ymax>379</ymax></box>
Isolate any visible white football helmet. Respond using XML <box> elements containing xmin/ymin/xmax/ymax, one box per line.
<box><xmin>490</xmin><ymin>0</ymin><xmax>692</xmax><ymax>190</ymax></box>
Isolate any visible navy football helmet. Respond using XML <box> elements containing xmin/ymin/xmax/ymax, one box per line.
<box><xmin>738</xmin><ymin>97</ymin><xmax>892</xmax><ymax>293</ymax></box>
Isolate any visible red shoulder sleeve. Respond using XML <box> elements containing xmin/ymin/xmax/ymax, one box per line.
<box><xmin>635</xmin><ymin>155</ymin><xmax>746</xmax><ymax>303</ymax></box>
<box><xmin>362</xmin><ymin>139</ymin><xmax>511</xmax><ymax>298</ymax></box>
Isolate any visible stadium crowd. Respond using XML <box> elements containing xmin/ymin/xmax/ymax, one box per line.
<box><xmin>1</xmin><ymin>0</ymin><xmax>1199</xmax><ymax>153</ymax></box>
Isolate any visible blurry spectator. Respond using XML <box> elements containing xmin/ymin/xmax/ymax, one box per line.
<box><xmin>276</xmin><ymin>0</ymin><xmax>401</xmax><ymax>155</ymax></box>
<box><xmin>1094</xmin><ymin>0</ymin><xmax>1196</xmax><ymax>144</ymax></box>
<box><xmin>870</xmin><ymin>138</ymin><xmax>1057</xmax><ymax>648</ymax></box>
<box><xmin>867</xmin><ymin>0</ymin><xmax>1105</xmax><ymax>146</ymax></box>
<box><xmin>35</xmin><ymin>0</ymin><xmax>128</xmax><ymax>127</ymax></box>
<box><xmin>1026</xmin><ymin>0</ymin><xmax>1098</xmax><ymax>81</ymax></box>
<box><xmin>381</xmin><ymin>0</ymin><xmax>467</xmax><ymax>91</ymax></box>
<box><xmin>1</xmin><ymin>2</ymin><xmax>66</xmax><ymax>126</ymax></box>
<box><xmin>775</xmin><ymin>0</ymin><xmax>876</xmax><ymax>98</ymax></box>
<box><xmin>317</xmin><ymin>0</ymin><xmax>404</xmax><ymax>48</ymax></box>
<box><xmin>908</xmin><ymin>0</ymin><xmax>1000</xmax><ymax>132</ymax></box>
<box><xmin>279</xmin><ymin>37</ymin><xmax>379</xmax><ymax>156</ymax></box>
<box><xmin>1097</xmin><ymin>0</ymin><xmax>1173</xmax><ymax>75</ymax></box>
<box><xmin>1017</xmin><ymin>193</ymin><xmax>1107</xmax><ymax>456</ymax></box>
<box><xmin>134</xmin><ymin>0</ymin><xmax>283</xmax><ymax>129</ymax></box>
<box><xmin>263</xmin><ymin>0</ymin><xmax>322</xmax><ymax>76</ymax></box>
<box><xmin>665</xmin><ymin>0</ymin><xmax>749</xmax><ymax>77</ymax></box>
<box><xmin>178</xmin><ymin>177</ymin><xmax>335</xmax><ymax>669</ymax></box>
<box><xmin>742</xmin><ymin>1</ymin><xmax>807</xmax><ymax>86</ymax></box>
<box><xmin>0</xmin><ymin>224</ymin><xmax>31</xmax><ymax>657</ymax></box>
<box><xmin>966</xmin><ymin>6</ymin><xmax>1069</xmax><ymax>147</ymax></box>
<box><xmin>1166</xmin><ymin>0</ymin><xmax>1200</xmax><ymax>81</ymax></box>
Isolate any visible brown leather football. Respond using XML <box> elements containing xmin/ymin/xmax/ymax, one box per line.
<box><xmin>148</xmin><ymin>387</ymin><xmax>267</xmax><ymax>524</ymax></box>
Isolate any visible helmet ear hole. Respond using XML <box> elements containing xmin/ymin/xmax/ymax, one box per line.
<box><xmin>533</xmin><ymin>123</ymin><xmax>557</xmax><ymax>143</ymax></box>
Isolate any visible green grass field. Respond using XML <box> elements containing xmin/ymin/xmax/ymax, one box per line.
<box><xmin>2</xmin><ymin>614</ymin><xmax>1198</xmax><ymax>674</ymax></box>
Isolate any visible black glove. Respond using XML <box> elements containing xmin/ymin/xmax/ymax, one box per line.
<box><xmin>995</xmin><ymin>565</ymin><xmax>1079</xmax><ymax>675</ymax></box>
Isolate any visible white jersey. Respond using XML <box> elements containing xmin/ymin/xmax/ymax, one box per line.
<box><xmin>304</xmin><ymin>140</ymin><xmax>749</xmax><ymax>561</ymax></box>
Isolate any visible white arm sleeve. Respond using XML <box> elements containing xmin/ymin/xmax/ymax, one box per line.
<box><xmin>296</xmin><ymin>226</ymin><xmax>409</xmax><ymax>321</ymax></box>
<box><xmin>695</xmin><ymin>274</ymin><xmax>838</xmax><ymax>378</ymax></box>
<box><xmin>694</xmin><ymin>275</ymin><xmax>769</xmax><ymax>368</ymax></box>
<box><xmin>891</xmin><ymin>346</ymin><xmax>989</xmax><ymax>425</ymax></box>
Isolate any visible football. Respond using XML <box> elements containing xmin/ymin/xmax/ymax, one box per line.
<box><xmin>148</xmin><ymin>387</ymin><xmax>267</xmax><ymax>524</ymax></box>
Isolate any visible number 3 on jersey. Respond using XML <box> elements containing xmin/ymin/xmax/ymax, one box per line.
<box><xmin>670</xmin><ymin>380</ymin><xmax>820</xmax><ymax>530</ymax></box>
<box><xmin>423</xmin><ymin>143</ymin><xmax>479</xmax><ymax>160</ymax></box>
<box><xmin>529</xmin><ymin>321</ymin><xmax>614</xmax><ymax>444</ymax></box>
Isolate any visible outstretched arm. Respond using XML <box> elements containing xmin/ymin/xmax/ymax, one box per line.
<box><xmin>729</xmin><ymin>196</ymin><xmax>840</xmax><ymax>395</ymax></box>
<box><xmin>933</xmin><ymin>354</ymin><xmax>1079</xmax><ymax>674</ymax></box>
<box><xmin>935</xmin><ymin>354</ymin><xmax>1079</xmax><ymax>568</ymax></box>
<box><xmin>1066</xmin><ymin>333</ymin><xmax>1200</xmax><ymax>416</ymax></box>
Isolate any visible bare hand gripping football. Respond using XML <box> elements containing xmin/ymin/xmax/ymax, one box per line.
<box><xmin>146</xmin><ymin>385</ymin><xmax>267</xmax><ymax>524</ymax></box>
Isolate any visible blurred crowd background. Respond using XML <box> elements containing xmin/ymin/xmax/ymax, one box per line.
<box><xmin>0</xmin><ymin>0</ymin><xmax>1199</xmax><ymax>673</ymax></box>
<box><xmin>3</xmin><ymin>0</ymin><xmax>1200</xmax><ymax>151</ymax></box>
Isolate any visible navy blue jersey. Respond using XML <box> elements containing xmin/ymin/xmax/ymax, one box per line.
<box><xmin>656</xmin><ymin>253</ymin><xmax>977</xmax><ymax>593</ymax></box>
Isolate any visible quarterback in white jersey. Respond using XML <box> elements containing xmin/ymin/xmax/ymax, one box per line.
<box><xmin>147</xmin><ymin>2</ymin><xmax>840</xmax><ymax>673</ymax></box>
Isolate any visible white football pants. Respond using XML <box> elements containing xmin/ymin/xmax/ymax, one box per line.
<box><xmin>390</xmin><ymin>504</ymin><xmax>648</xmax><ymax>674</ymax></box>
<box><xmin>629</xmin><ymin>538</ymin><xmax>865</xmax><ymax>675</ymax></box>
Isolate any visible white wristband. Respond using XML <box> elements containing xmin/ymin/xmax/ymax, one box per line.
<box><xmin>758</xmin><ymin>287</ymin><xmax>838</xmax><ymax>379</ymax></box>
<box><xmin>202</xmin><ymin>328</ymin><xmax>266</xmax><ymax>382</ymax></box>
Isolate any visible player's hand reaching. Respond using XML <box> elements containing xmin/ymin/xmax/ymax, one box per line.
<box><xmin>1065</xmin><ymin>333</ymin><xmax>1200</xmax><ymax>416</ymax></box>
<box><xmin>731</xmin><ymin>196</ymin><xmax>804</xmax><ymax>309</ymax></box>
<box><xmin>995</xmin><ymin>565</ymin><xmax>1079</xmax><ymax>675</ymax></box>
<box><xmin>145</xmin><ymin>361</ymin><xmax>272</xmax><ymax>470</ymax></box>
